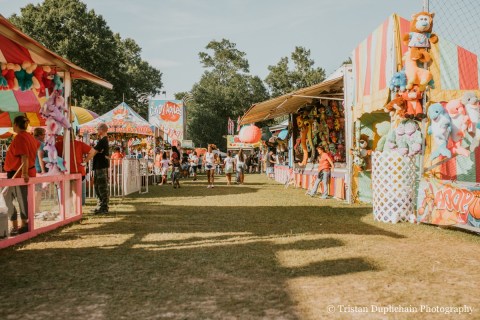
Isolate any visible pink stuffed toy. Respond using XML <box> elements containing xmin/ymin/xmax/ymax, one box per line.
<box><xmin>446</xmin><ymin>99</ymin><xmax>471</xmax><ymax>157</ymax></box>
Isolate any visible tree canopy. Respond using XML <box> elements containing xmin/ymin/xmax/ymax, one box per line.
<box><xmin>186</xmin><ymin>39</ymin><xmax>269</xmax><ymax>149</ymax></box>
<box><xmin>265</xmin><ymin>46</ymin><xmax>326</xmax><ymax>98</ymax></box>
<box><xmin>10</xmin><ymin>0</ymin><xmax>162</xmax><ymax>117</ymax></box>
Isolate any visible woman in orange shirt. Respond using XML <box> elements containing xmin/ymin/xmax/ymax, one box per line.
<box><xmin>307</xmin><ymin>145</ymin><xmax>334</xmax><ymax>199</ymax></box>
<box><xmin>4</xmin><ymin>115</ymin><xmax>40</xmax><ymax>235</ymax></box>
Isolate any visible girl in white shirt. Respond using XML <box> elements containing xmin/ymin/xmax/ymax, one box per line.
<box><xmin>224</xmin><ymin>150</ymin><xmax>235</xmax><ymax>185</ymax></box>
<box><xmin>204</xmin><ymin>144</ymin><xmax>216</xmax><ymax>188</ymax></box>
<box><xmin>234</xmin><ymin>148</ymin><xmax>246</xmax><ymax>184</ymax></box>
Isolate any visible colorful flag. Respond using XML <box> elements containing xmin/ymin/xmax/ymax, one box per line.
<box><xmin>237</xmin><ymin>116</ymin><xmax>241</xmax><ymax>132</ymax></box>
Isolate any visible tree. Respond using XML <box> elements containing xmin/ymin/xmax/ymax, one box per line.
<box><xmin>10</xmin><ymin>0</ymin><xmax>162</xmax><ymax>117</ymax></box>
<box><xmin>185</xmin><ymin>39</ymin><xmax>269</xmax><ymax>149</ymax></box>
<box><xmin>265</xmin><ymin>46</ymin><xmax>326</xmax><ymax>97</ymax></box>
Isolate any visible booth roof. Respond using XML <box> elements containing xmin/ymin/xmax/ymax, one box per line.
<box><xmin>240</xmin><ymin>76</ymin><xmax>343</xmax><ymax>125</ymax></box>
<box><xmin>0</xmin><ymin>14</ymin><xmax>112</xmax><ymax>89</ymax></box>
<box><xmin>79</xmin><ymin>102</ymin><xmax>153</xmax><ymax>135</ymax></box>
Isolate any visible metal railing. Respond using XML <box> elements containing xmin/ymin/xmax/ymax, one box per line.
<box><xmin>86</xmin><ymin>159</ymin><xmax>150</xmax><ymax>198</ymax></box>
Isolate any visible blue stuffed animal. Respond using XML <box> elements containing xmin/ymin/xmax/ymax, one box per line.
<box><xmin>390</xmin><ymin>70</ymin><xmax>407</xmax><ymax>93</ymax></box>
<box><xmin>427</xmin><ymin>103</ymin><xmax>452</xmax><ymax>160</ymax></box>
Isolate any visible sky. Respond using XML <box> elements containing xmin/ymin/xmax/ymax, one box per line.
<box><xmin>1</xmin><ymin>0</ymin><xmax>426</xmax><ymax>100</ymax></box>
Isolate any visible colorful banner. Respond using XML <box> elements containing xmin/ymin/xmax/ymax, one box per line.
<box><xmin>417</xmin><ymin>178</ymin><xmax>480</xmax><ymax>230</ymax></box>
<box><xmin>226</xmin><ymin>135</ymin><xmax>260</xmax><ymax>150</ymax></box>
<box><xmin>149</xmin><ymin>100</ymin><xmax>184</xmax><ymax>141</ymax></box>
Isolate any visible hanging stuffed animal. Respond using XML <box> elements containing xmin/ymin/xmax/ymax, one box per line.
<box><xmin>389</xmin><ymin>70</ymin><xmax>407</xmax><ymax>93</ymax></box>
<box><xmin>331</xmin><ymin>101</ymin><xmax>341</xmax><ymax>118</ymax></box>
<box><xmin>401</xmin><ymin>85</ymin><xmax>425</xmax><ymax>120</ymax></box>
<box><xmin>403</xmin><ymin>50</ymin><xmax>433</xmax><ymax>91</ymax></box>
<box><xmin>296</xmin><ymin>113</ymin><xmax>313</xmax><ymax>166</ymax></box>
<box><xmin>0</xmin><ymin>64</ymin><xmax>8</xmax><ymax>90</ymax></box>
<box><xmin>5</xmin><ymin>63</ymin><xmax>20</xmax><ymax>90</ymax></box>
<box><xmin>403</xmin><ymin>119</ymin><xmax>423</xmax><ymax>156</ymax></box>
<box><xmin>427</xmin><ymin>103</ymin><xmax>452</xmax><ymax>160</ymax></box>
<box><xmin>32</xmin><ymin>66</ymin><xmax>46</xmax><ymax>97</ymax></box>
<box><xmin>375</xmin><ymin>121</ymin><xmax>392</xmax><ymax>152</ymax></box>
<box><xmin>462</xmin><ymin>92</ymin><xmax>480</xmax><ymax>150</ymax></box>
<box><xmin>384</xmin><ymin>95</ymin><xmax>408</xmax><ymax>121</ymax></box>
<box><xmin>403</xmin><ymin>11</ymin><xmax>438</xmax><ymax>63</ymax></box>
<box><xmin>445</xmin><ymin>99</ymin><xmax>471</xmax><ymax>157</ymax></box>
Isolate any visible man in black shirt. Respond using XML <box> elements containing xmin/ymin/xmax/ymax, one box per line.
<box><xmin>93</xmin><ymin>123</ymin><xmax>110</xmax><ymax>214</ymax></box>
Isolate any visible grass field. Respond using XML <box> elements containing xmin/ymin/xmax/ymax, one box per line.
<box><xmin>0</xmin><ymin>173</ymin><xmax>479</xmax><ymax>319</ymax></box>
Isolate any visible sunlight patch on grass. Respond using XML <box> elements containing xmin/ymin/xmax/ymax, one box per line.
<box><xmin>142</xmin><ymin>232</ymin><xmax>253</xmax><ymax>242</ymax></box>
<box><xmin>19</xmin><ymin>234</ymin><xmax>135</xmax><ymax>250</ymax></box>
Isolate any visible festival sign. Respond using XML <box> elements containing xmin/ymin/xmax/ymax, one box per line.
<box><xmin>226</xmin><ymin>135</ymin><xmax>261</xmax><ymax>150</ymax></box>
<box><xmin>149</xmin><ymin>100</ymin><xmax>184</xmax><ymax>141</ymax></box>
<box><xmin>417</xmin><ymin>178</ymin><xmax>480</xmax><ymax>230</ymax></box>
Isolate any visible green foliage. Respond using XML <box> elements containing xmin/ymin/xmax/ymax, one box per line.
<box><xmin>186</xmin><ymin>39</ymin><xmax>269</xmax><ymax>149</ymax></box>
<box><xmin>10</xmin><ymin>0</ymin><xmax>162</xmax><ymax>118</ymax></box>
<box><xmin>265</xmin><ymin>46</ymin><xmax>326</xmax><ymax>97</ymax></box>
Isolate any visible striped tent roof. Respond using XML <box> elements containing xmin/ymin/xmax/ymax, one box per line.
<box><xmin>0</xmin><ymin>14</ymin><xmax>112</xmax><ymax>89</ymax></box>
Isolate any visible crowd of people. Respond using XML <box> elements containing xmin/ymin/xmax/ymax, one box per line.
<box><xmin>2</xmin><ymin>118</ymin><xmax>334</xmax><ymax>236</ymax></box>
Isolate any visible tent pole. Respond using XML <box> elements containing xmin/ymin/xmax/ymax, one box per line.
<box><xmin>64</xmin><ymin>71</ymin><xmax>72</xmax><ymax>174</ymax></box>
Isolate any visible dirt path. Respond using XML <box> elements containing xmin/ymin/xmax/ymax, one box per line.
<box><xmin>0</xmin><ymin>174</ymin><xmax>478</xmax><ymax>319</ymax></box>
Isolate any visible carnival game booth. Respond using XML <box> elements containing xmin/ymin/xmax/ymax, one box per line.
<box><xmin>79</xmin><ymin>102</ymin><xmax>153</xmax><ymax>197</ymax></box>
<box><xmin>352</xmin><ymin>12</ymin><xmax>480</xmax><ymax>232</ymax></box>
<box><xmin>0</xmin><ymin>14</ymin><xmax>112</xmax><ymax>248</ymax></box>
<box><xmin>241</xmin><ymin>65</ymin><xmax>355</xmax><ymax>201</ymax></box>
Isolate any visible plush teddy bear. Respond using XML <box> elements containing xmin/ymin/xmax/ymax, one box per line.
<box><xmin>401</xmin><ymin>85</ymin><xmax>425</xmax><ymax>120</ymax></box>
<box><xmin>389</xmin><ymin>70</ymin><xmax>407</xmax><ymax>93</ymax></box>
<box><xmin>403</xmin><ymin>11</ymin><xmax>439</xmax><ymax>62</ymax></box>
<box><xmin>427</xmin><ymin>103</ymin><xmax>452</xmax><ymax>160</ymax></box>
<box><xmin>374</xmin><ymin>121</ymin><xmax>392</xmax><ymax>152</ymax></box>
<box><xmin>403</xmin><ymin>119</ymin><xmax>423</xmax><ymax>156</ymax></box>
<box><xmin>384</xmin><ymin>95</ymin><xmax>408</xmax><ymax>121</ymax></box>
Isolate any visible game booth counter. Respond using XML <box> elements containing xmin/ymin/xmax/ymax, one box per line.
<box><xmin>0</xmin><ymin>14</ymin><xmax>112</xmax><ymax>248</ymax></box>
<box><xmin>352</xmin><ymin>12</ymin><xmax>480</xmax><ymax>232</ymax></box>
<box><xmin>241</xmin><ymin>64</ymin><xmax>355</xmax><ymax>202</ymax></box>
<box><xmin>79</xmin><ymin>102</ymin><xmax>154</xmax><ymax>198</ymax></box>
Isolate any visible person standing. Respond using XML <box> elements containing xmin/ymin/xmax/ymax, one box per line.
<box><xmin>154</xmin><ymin>149</ymin><xmax>162</xmax><ymax>183</ymax></box>
<box><xmin>224</xmin><ymin>150</ymin><xmax>234</xmax><ymax>185</ymax></box>
<box><xmin>307</xmin><ymin>145</ymin><xmax>334</xmax><ymax>199</ymax></box>
<box><xmin>265</xmin><ymin>150</ymin><xmax>275</xmax><ymax>179</ymax></box>
<box><xmin>92</xmin><ymin>123</ymin><xmax>110</xmax><ymax>214</ymax></box>
<box><xmin>204</xmin><ymin>144</ymin><xmax>215</xmax><ymax>188</ymax></box>
<box><xmin>234</xmin><ymin>148</ymin><xmax>246</xmax><ymax>184</ymax></box>
<box><xmin>189</xmin><ymin>151</ymin><xmax>199</xmax><ymax>181</ymax></box>
<box><xmin>159</xmin><ymin>152</ymin><xmax>170</xmax><ymax>185</ymax></box>
<box><xmin>170</xmin><ymin>146</ymin><xmax>181</xmax><ymax>188</ymax></box>
<box><xmin>4</xmin><ymin>116</ymin><xmax>39</xmax><ymax>235</ymax></box>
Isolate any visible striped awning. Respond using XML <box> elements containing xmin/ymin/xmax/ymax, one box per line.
<box><xmin>0</xmin><ymin>14</ymin><xmax>112</xmax><ymax>89</ymax></box>
<box><xmin>352</xmin><ymin>14</ymin><xmax>400</xmax><ymax>121</ymax></box>
<box><xmin>240</xmin><ymin>76</ymin><xmax>344</xmax><ymax>125</ymax></box>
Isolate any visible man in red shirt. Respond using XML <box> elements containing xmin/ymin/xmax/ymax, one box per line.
<box><xmin>55</xmin><ymin>136</ymin><xmax>96</xmax><ymax>178</ymax></box>
<box><xmin>307</xmin><ymin>145</ymin><xmax>334</xmax><ymax>199</ymax></box>
<box><xmin>4</xmin><ymin>115</ymin><xmax>40</xmax><ymax>235</ymax></box>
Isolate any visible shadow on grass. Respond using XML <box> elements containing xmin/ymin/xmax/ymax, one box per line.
<box><xmin>0</xmin><ymin>202</ymin><xmax>394</xmax><ymax>319</ymax></box>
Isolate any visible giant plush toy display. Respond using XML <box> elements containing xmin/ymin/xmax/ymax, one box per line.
<box><xmin>384</xmin><ymin>95</ymin><xmax>407</xmax><ymax>121</ymax></box>
<box><xmin>427</xmin><ymin>103</ymin><xmax>452</xmax><ymax>160</ymax></box>
<box><xmin>445</xmin><ymin>99</ymin><xmax>471</xmax><ymax>157</ymax></box>
<box><xmin>40</xmin><ymin>90</ymin><xmax>70</xmax><ymax>174</ymax></box>
<box><xmin>403</xmin><ymin>11</ymin><xmax>438</xmax><ymax>63</ymax></box>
